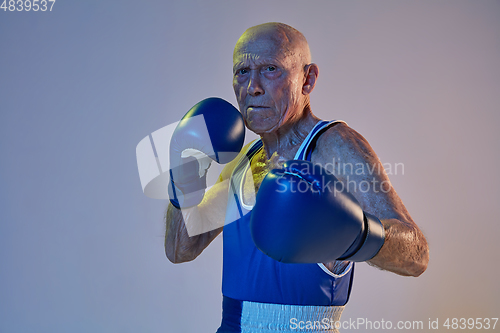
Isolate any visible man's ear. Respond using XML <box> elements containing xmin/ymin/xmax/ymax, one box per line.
<box><xmin>302</xmin><ymin>63</ymin><xmax>319</xmax><ymax>95</ymax></box>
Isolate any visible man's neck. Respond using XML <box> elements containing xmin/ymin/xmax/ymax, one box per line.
<box><xmin>260</xmin><ymin>111</ymin><xmax>320</xmax><ymax>160</ymax></box>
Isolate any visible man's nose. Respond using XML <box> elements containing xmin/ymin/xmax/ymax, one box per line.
<box><xmin>247</xmin><ymin>72</ymin><xmax>264</xmax><ymax>96</ymax></box>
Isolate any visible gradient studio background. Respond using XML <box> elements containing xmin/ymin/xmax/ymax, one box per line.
<box><xmin>1</xmin><ymin>1</ymin><xmax>499</xmax><ymax>332</ymax></box>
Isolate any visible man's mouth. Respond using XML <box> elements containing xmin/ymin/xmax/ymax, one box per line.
<box><xmin>247</xmin><ymin>105</ymin><xmax>269</xmax><ymax>109</ymax></box>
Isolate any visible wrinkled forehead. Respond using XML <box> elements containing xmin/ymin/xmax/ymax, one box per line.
<box><xmin>233</xmin><ymin>29</ymin><xmax>298</xmax><ymax>66</ymax></box>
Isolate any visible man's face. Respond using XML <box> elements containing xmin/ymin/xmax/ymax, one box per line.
<box><xmin>232</xmin><ymin>34</ymin><xmax>305</xmax><ymax>134</ymax></box>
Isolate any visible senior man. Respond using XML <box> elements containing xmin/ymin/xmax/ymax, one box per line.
<box><xmin>165</xmin><ymin>22</ymin><xmax>429</xmax><ymax>333</ymax></box>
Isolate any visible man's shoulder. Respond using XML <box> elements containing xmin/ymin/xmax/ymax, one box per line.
<box><xmin>314</xmin><ymin>122</ymin><xmax>376</xmax><ymax>164</ymax></box>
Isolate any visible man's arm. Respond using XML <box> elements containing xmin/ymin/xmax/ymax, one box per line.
<box><xmin>165</xmin><ymin>180</ymin><xmax>227</xmax><ymax>263</ymax></box>
<box><xmin>165</xmin><ymin>143</ymin><xmax>252</xmax><ymax>263</ymax></box>
<box><xmin>313</xmin><ymin>123</ymin><xmax>429</xmax><ymax>277</ymax></box>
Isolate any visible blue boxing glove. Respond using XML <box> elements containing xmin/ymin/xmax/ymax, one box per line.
<box><xmin>168</xmin><ymin>98</ymin><xmax>245</xmax><ymax>208</ymax></box>
<box><xmin>250</xmin><ymin>160</ymin><xmax>385</xmax><ymax>263</ymax></box>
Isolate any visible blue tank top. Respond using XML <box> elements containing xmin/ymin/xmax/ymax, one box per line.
<box><xmin>221</xmin><ymin>120</ymin><xmax>354</xmax><ymax>306</ymax></box>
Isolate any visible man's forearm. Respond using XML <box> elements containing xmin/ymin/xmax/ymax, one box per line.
<box><xmin>165</xmin><ymin>204</ymin><xmax>223</xmax><ymax>263</ymax></box>
<box><xmin>368</xmin><ymin>218</ymin><xmax>429</xmax><ymax>277</ymax></box>
<box><xmin>164</xmin><ymin>179</ymin><xmax>229</xmax><ymax>263</ymax></box>
<box><xmin>165</xmin><ymin>204</ymin><xmax>198</xmax><ymax>263</ymax></box>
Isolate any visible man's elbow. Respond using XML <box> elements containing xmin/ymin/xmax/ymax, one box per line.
<box><xmin>409</xmin><ymin>245</ymin><xmax>429</xmax><ymax>277</ymax></box>
<box><xmin>165</xmin><ymin>246</ymin><xmax>197</xmax><ymax>264</ymax></box>
<box><xmin>165</xmin><ymin>249</ymin><xmax>180</xmax><ymax>264</ymax></box>
<box><xmin>409</xmin><ymin>261</ymin><xmax>427</xmax><ymax>277</ymax></box>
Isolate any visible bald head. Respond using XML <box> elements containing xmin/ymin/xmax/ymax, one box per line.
<box><xmin>234</xmin><ymin>22</ymin><xmax>311</xmax><ymax>70</ymax></box>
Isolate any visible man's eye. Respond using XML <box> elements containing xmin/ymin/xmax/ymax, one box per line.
<box><xmin>237</xmin><ymin>69</ymin><xmax>248</xmax><ymax>75</ymax></box>
<box><xmin>266</xmin><ymin>66</ymin><xmax>276</xmax><ymax>72</ymax></box>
